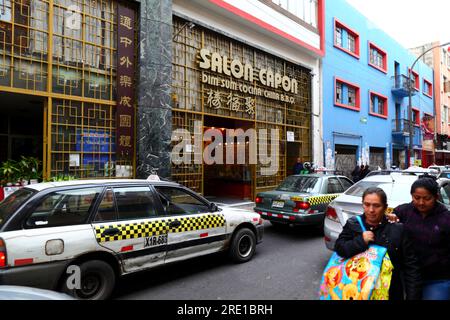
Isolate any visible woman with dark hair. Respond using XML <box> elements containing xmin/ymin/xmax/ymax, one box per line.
<box><xmin>390</xmin><ymin>177</ymin><xmax>450</xmax><ymax>300</ymax></box>
<box><xmin>335</xmin><ymin>187</ymin><xmax>422</xmax><ymax>300</ymax></box>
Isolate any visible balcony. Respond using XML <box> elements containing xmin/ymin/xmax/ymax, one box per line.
<box><xmin>392</xmin><ymin>118</ymin><xmax>421</xmax><ymax>146</ymax></box>
<box><xmin>391</xmin><ymin>75</ymin><xmax>416</xmax><ymax>98</ymax></box>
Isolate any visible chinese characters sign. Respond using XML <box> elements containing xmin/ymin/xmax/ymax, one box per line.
<box><xmin>206</xmin><ymin>89</ymin><xmax>255</xmax><ymax>115</ymax></box>
<box><xmin>117</xmin><ymin>4</ymin><xmax>135</xmax><ymax>157</ymax></box>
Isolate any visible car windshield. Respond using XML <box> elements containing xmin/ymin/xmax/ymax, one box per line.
<box><xmin>0</xmin><ymin>188</ymin><xmax>36</xmax><ymax>227</ymax></box>
<box><xmin>276</xmin><ymin>176</ymin><xmax>320</xmax><ymax>193</ymax></box>
<box><xmin>344</xmin><ymin>180</ymin><xmax>414</xmax><ymax>204</ymax></box>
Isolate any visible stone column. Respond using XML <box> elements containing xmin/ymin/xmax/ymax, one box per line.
<box><xmin>136</xmin><ymin>0</ymin><xmax>173</xmax><ymax>179</ymax></box>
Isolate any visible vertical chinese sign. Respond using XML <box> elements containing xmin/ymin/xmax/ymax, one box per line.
<box><xmin>117</xmin><ymin>3</ymin><xmax>136</xmax><ymax>164</ymax></box>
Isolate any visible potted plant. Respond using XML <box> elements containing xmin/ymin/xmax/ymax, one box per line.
<box><xmin>18</xmin><ymin>156</ymin><xmax>42</xmax><ymax>184</ymax></box>
<box><xmin>0</xmin><ymin>160</ymin><xmax>20</xmax><ymax>186</ymax></box>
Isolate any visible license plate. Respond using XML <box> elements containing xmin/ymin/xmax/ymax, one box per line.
<box><xmin>272</xmin><ymin>200</ymin><xmax>285</xmax><ymax>208</ymax></box>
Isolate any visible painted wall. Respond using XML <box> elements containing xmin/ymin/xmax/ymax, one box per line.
<box><xmin>323</xmin><ymin>0</ymin><xmax>434</xmax><ymax>169</ymax></box>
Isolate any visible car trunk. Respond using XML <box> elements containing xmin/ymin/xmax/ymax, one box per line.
<box><xmin>257</xmin><ymin>191</ymin><xmax>312</xmax><ymax>212</ymax></box>
<box><xmin>332</xmin><ymin>194</ymin><xmax>364</xmax><ymax>226</ymax></box>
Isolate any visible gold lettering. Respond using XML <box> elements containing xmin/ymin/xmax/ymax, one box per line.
<box><xmin>120</xmin><ymin>36</ymin><xmax>133</xmax><ymax>48</ymax></box>
<box><xmin>119</xmin><ymin>96</ymin><xmax>132</xmax><ymax>107</ymax></box>
<box><xmin>120</xmin><ymin>15</ymin><xmax>133</xmax><ymax>30</ymax></box>
<box><xmin>120</xmin><ymin>56</ymin><xmax>133</xmax><ymax>68</ymax></box>
<box><xmin>119</xmin><ymin>135</ymin><xmax>132</xmax><ymax>147</ymax></box>
<box><xmin>120</xmin><ymin>75</ymin><xmax>132</xmax><ymax>88</ymax></box>
<box><xmin>119</xmin><ymin>115</ymin><xmax>132</xmax><ymax>128</ymax></box>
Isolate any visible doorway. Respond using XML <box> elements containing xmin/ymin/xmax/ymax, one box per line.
<box><xmin>203</xmin><ymin>115</ymin><xmax>254</xmax><ymax>202</ymax></box>
<box><xmin>335</xmin><ymin>145</ymin><xmax>357</xmax><ymax>178</ymax></box>
<box><xmin>0</xmin><ymin>93</ymin><xmax>44</xmax><ymax>165</ymax></box>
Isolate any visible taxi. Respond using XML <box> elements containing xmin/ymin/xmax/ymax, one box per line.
<box><xmin>254</xmin><ymin>173</ymin><xmax>354</xmax><ymax>228</ymax></box>
<box><xmin>0</xmin><ymin>178</ymin><xmax>263</xmax><ymax>299</ymax></box>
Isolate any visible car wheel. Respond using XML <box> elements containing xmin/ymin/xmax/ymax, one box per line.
<box><xmin>229</xmin><ymin>228</ymin><xmax>256</xmax><ymax>263</ymax></box>
<box><xmin>61</xmin><ymin>260</ymin><xmax>115</xmax><ymax>300</ymax></box>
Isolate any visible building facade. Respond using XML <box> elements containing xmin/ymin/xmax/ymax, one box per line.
<box><xmin>0</xmin><ymin>0</ymin><xmax>325</xmax><ymax>200</ymax></box>
<box><xmin>323</xmin><ymin>0</ymin><xmax>435</xmax><ymax>176</ymax></box>
<box><xmin>410</xmin><ymin>42</ymin><xmax>450</xmax><ymax>165</ymax></box>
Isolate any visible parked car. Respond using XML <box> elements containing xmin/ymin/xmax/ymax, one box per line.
<box><xmin>0</xmin><ymin>285</ymin><xmax>75</xmax><ymax>300</ymax></box>
<box><xmin>254</xmin><ymin>174</ymin><xmax>354</xmax><ymax>228</ymax></box>
<box><xmin>324</xmin><ymin>171</ymin><xmax>450</xmax><ymax>251</ymax></box>
<box><xmin>0</xmin><ymin>179</ymin><xmax>264</xmax><ymax>299</ymax></box>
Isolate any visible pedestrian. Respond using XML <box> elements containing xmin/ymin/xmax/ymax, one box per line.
<box><xmin>359</xmin><ymin>164</ymin><xmax>370</xmax><ymax>180</ymax></box>
<box><xmin>335</xmin><ymin>187</ymin><xmax>422</xmax><ymax>300</ymax></box>
<box><xmin>292</xmin><ymin>157</ymin><xmax>303</xmax><ymax>175</ymax></box>
<box><xmin>389</xmin><ymin>177</ymin><xmax>450</xmax><ymax>300</ymax></box>
<box><xmin>351</xmin><ymin>165</ymin><xmax>361</xmax><ymax>182</ymax></box>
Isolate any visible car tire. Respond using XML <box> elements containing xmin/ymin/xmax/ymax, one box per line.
<box><xmin>229</xmin><ymin>227</ymin><xmax>256</xmax><ymax>263</ymax></box>
<box><xmin>61</xmin><ymin>260</ymin><xmax>116</xmax><ymax>300</ymax></box>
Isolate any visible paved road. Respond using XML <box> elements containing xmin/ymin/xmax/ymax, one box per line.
<box><xmin>113</xmin><ymin>219</ymin><xmax>332</xmax><ymax>300</ymax></box>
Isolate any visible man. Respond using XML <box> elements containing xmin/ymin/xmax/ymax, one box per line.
<box><xmin>293</xmin><ymin>157</ymin><xmax>303</xmax><ymax>175</ymax></box>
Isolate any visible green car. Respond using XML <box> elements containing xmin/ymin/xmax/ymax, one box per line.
<box><xmin>254</xmin><ymin>174</ymin><xmax>354</xmax><ymax>227</ymax></box>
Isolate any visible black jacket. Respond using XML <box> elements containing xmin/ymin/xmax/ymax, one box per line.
<box><xmin>335</xmin><ymin>215</ymin><xmax>422</xmax><ymax>300</ymax></box>
<box><xmin>394</xmin><ymin>202</ymin><xmax>450</xmax><ymax>281</ymax></box>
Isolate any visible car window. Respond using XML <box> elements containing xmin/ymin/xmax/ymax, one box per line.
<box><xmin>113</xmin><ymin>186</ymin><xmax>157</xmax><ymax>221</ymax></box>
<box><xmin>0</xmin><ymin>188</ymin><xmax>35</xmax><ymax>227</ymax></box>
<box><xmin>94</xmin><ymin>189</ymin><xmax>117</xmax><ymax>222</ymax></box>
<box><xmin>25</xmin><ymin>187</ymin><xmax>102</xmax><ymax>228</ymax></box>
<box><xmin>327</xmin><ymin>178</ymin><xmax>343</xmax><ymax>194</ymax></box>
<box><xmin>439</xmin><ymin>172</ymin><xmax>450</xmax><ymax>179</ymax></box>
<box><xmin>276</xmin><ymin>176</ymin><xmax>320</xmax><ymax>193</ymax></box>
<box><xmin>338</xmin><ymin>177</ymin><xmax>353</xmax><ymax>191</ymax></box>
<box><xmin>345</xmin><ymin>181</ymin><xmax>387</xmax><ymax>197</ymax></box>
<box><xmin>439</xmin><ymin>184</ymin><xmax>450</xmax><ymax>205</ymax></box>
<box><xmin>155</xmin><ymin>186</ymin><xmax>210</xmax><ymax>216</ymax></box>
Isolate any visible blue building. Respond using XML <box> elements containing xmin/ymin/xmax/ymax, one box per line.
<box><xmin>323</xmin><ymin>0</ymin><xmax>435</xmax><ymax>176</ymax></box>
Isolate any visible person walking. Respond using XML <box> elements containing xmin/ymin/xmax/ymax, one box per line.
<box><xmin>389</xmin><ymin>177</ymin><xmax>450</xmax><ymax>300</ymax></box>
<box><xmin>292</xmin><ymin>157</ymin><xmax>303</xmax><ymax>175</ymax></box>
<box><xmin>359</xmin><ymin>164</ymin><xmax>370</xmax><ymax>180</ymax></box>
<box><xmin>351</xmin><ymin>165</ymin><xmax>361</xmax><ymax>182</ymax></box>
<box><xmin>335</xmin><ymin>187</ymin><xmax>422</xmax><ymax>300</ymax></box>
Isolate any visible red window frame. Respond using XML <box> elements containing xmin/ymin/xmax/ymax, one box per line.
<box><xmin>369</xmin><ymin>91</ymin><xmax>388</xmax><ymax>119</ymax></box>
<box><xmin>409</xmin><ymin>69</ymin><xmax>420</xmax><ymax>91</ymax></box>
<box><xmin>334</xmin><ymin>18</ymin><xmax>360</xmax><ymax>59</ymax></box>
<box><xmin>412</xmin><ymin>107</ymin><xmax>420</xmax><ymax>126</ymax></box>
<box><xmin>368</xmin><ymin>41</ymin><xmax>388</xmax><ymax>73</ymax></box>
<box><xmin>423</xmin><ymin>78</ymin><xmax>433</xmax><ymax>98</ymax></box>
<box><xmin>334</xmin><ymin>77</ymin><xmax>361</xmax><ymax>111</ymax></box>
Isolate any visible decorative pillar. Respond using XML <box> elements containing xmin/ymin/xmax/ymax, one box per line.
<box><xmin>136</xmin><ymin>0</ymin><xmax>173</xmax><ymax>179</ymax></box>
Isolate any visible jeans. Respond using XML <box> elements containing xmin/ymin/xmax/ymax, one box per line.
<box><xmin>422</xmin><ymin>280</ymin><xmax>450</xmax><ymax>300</ymax></box>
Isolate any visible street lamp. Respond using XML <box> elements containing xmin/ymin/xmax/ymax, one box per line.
<box><xmin>408</xmin><ymin>41</ymin><xmax>450</xmax><ymax>167</ymax></box>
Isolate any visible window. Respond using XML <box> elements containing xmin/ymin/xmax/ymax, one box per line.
<box><xmin>339</xmin><ymin>177</ymin><xmax>353</xmax><ymax>190</ymax></box>
<box><xmin>0</xmin><ymin>188</ymin><xmax>35</xmax><ymax>227</ymax></box>
<box><xmin>369</xmin><ymin>91</ymin><xmax>388</xmax><ymax>119</ymax></box>
<box><xmin>409</xmin><ymin>69</ymin><xmax>420</xmax><ymax>91</ymax></box>
<box><xmin>113</xmin><ymin>186</ymin><xmax>157</xmax><ymax>221</ymax></box>
<box><xmin>155</xmin><ymin>187</ymin><xmax>210</xmax><ymax>216</ymax></box>
<box><xmin>334</xmin><ymin>77</ymin><xmax>360</xmax><ymax>111</ymax></box>
<box><xmin>368</xmin><ymin>42</ymin><xmax>387</xmax><ymax>73</ymax></box>
<box><xmin>94</xmin><ymin>189</ymin><xmax>116</xmax><ymax>222</ymax></box>
<box><xmin>26</xmin><ymin>187</ymin><xmax>102</xmax><ymax>228</ymax></box>
<box><xmin>0</xmin><ymin>0</ymin><xmax>11</xmax><ymax>22</ymax></box>
<box><xmin>334</xmin><ymin>18</ymin><xmax>360</xmax><ymax>59</ymax></box>
<box><xmin>266</xmin><ymin>0</ymin><xmax>319</xmax><ymax>28</ymax></box>
<box><xmin>439</xmin><ymin>184</ymin><xmax>450</xmax><ymax>205</ymax></box>
<box><xmin>277</xmin><ymin>176</ymin><xmax>320</xmax><ymax>193</ymax></box>
<box><xmin>327</xmin><ymin>178</ymin><xmax>343</xmax><ymax>194</ymax></box>
<box><xmin>443</xmin><ymin>106</ymin><xmax>449</xmax><ymax>125</ymax></box>
<box><xmin>423</xmin><ymin>79</ymin><xmax>433</xmax><ymax>98</ymax></box>
<box><xmin>412</xmin><ymin>108</ymin><xmax>420</xmax><ymax>126</ymax></box>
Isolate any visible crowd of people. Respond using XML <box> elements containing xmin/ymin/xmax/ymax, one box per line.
<box><xmin>351</xmin><ymin>164</ymin><xmax>371</xmax><ymax>182</ymax></box>
<box><xmin>335</xmin><ymin>176</ymin><xmax>450</xmax><ymax>300</ymax></box>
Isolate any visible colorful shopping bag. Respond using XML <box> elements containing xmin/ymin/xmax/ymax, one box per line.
<box><xmin>319</xmin><ymin>217</ymin><xmax>393</xmax><ymax>300</ymax></box>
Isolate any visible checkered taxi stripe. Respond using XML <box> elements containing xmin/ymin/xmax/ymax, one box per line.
<box><xmin>95</xmin><ymin>214</ymin><xmax>225</xmax><ymax>243</ymax></box>
<box><xmin>292</xmin><ymin>194</ymin><xmax>340</xmax><ymax>206</ymax></box>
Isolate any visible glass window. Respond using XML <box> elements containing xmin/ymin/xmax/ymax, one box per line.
<box><xmin>339</xmin><ymin>177</ymin><xmax>354</xmax><ymax>190</ymax></box>
<box><xmin>439</xmin><ymin>184</ymin><xmax>450</xmax><ymax>205</ymax></box>
<box><xmin>276</xmin><ymin>176</ymin><xmax>320</xmax><ymax>193</ymax></box>
<box><xmin>94</xmin><ymin>189</ymin><xmax>116</xmax><ymax>222</ymax></box>
<box><xmin>336</xmin><ymin>82</ymin><xmax>342</xmax><ymax>103</ymax></box>
<box><xmin>0</xmin><ymin>0</ymin><xmax>12</xmax><ymax>22</ymax></box>
<box><xmin>347</xmin><ymin>34</ymin><xmax>356</xmax><ymax>53</ymax></box>
<box><xmin>0</xmin><ymin>188</ymin><xmax>35</xmax><ymax>227</ymax></box>
<box><xmin>335</xmin><ymin>27</ymin><xmax>342</xmax><ymax>46</ymax></box>
<box><xmin>25</xmin><ymin>187</ymin><xmax>102</xmax><ymax>228</ymax></box>
<box><xmin>348</xmin><ymin>87</ymin><xmax>356</xmax><ymax>107</ymax></box>
<box><xmin>155</xmin><ymin>186</ymin><xmax>210</xmax><ymax>216</ymax></box>
<box><xmin>113</xmin><ymin>186</ymin><xmax>156</xmax><ymax>221</ymax></box>
<box><xmin>327</xmin><ymin>178</ymin><xmax>343</xmax><ymax>194</ymax></box>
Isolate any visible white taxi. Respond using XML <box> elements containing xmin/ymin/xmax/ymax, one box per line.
<box><xmin>0</xmin><ymin>179</ymin><xmax>264</xmax><ymax>299</ymax></box>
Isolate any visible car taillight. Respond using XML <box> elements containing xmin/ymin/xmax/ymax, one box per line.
<box><xmin>255</xmin><ymin>197</ymin><xmax>263</xmax><ymax>204</ymax></box>
<box><xmin>293</xmin><ymin>201</ymin><xmax>310</xmax><ymax>212</ymax></box>
<box><xmin>0</xmin><ymin>239</ymin><xmax>6</xmax><ymax>268</ymax></box>
<box><xmin>325</xmin><ymin>206</ymin><xmax>340</xmax><ymax>223</ymax></box>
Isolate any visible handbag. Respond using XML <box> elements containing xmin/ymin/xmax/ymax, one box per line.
<box><xmin>319</xmin><ymin>216</ymin><xmax>393</xmax><ymax>300</ymax></box>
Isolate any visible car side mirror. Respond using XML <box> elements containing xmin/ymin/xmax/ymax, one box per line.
<box><xmin>209</xmin><ymin>203</ymin><xmax>219</xmax><ymax>212</ymax></box>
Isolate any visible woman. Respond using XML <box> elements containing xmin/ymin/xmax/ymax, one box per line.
<box><xmin>335</xmin><ymin>187</ymin><xmax>422</xmax><ymax>300</ymax></box>
<box><xmin>390</xmin><ymin>177</ymin><xmax>450</xmax><ymax>300</ymax></box>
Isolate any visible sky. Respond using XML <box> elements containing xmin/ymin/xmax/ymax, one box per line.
<box><xmin>345</xmin><ymin>0</ymin><xmax>450</xmax><ymax>48</ymax></box>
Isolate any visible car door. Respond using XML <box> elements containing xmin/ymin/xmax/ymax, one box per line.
<box><xmin>92</xmin><ymin>185</ymin><xmax>169</xmax><ymax>273</ymax></box>
<box><xmin>5</xmin><ymin>187</ymin><xmax>103</xmax><ymax>272</ymax></box>
<box><xmin>153</xmin><ymin>186</ymin><xmax>227</xmax><ymax>263</ymax></box>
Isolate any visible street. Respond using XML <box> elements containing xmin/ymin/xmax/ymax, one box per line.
<box><xmin>113</xmin><ymin>220</ymin><xmax>331</xmax><ymax>300</ymax></box>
